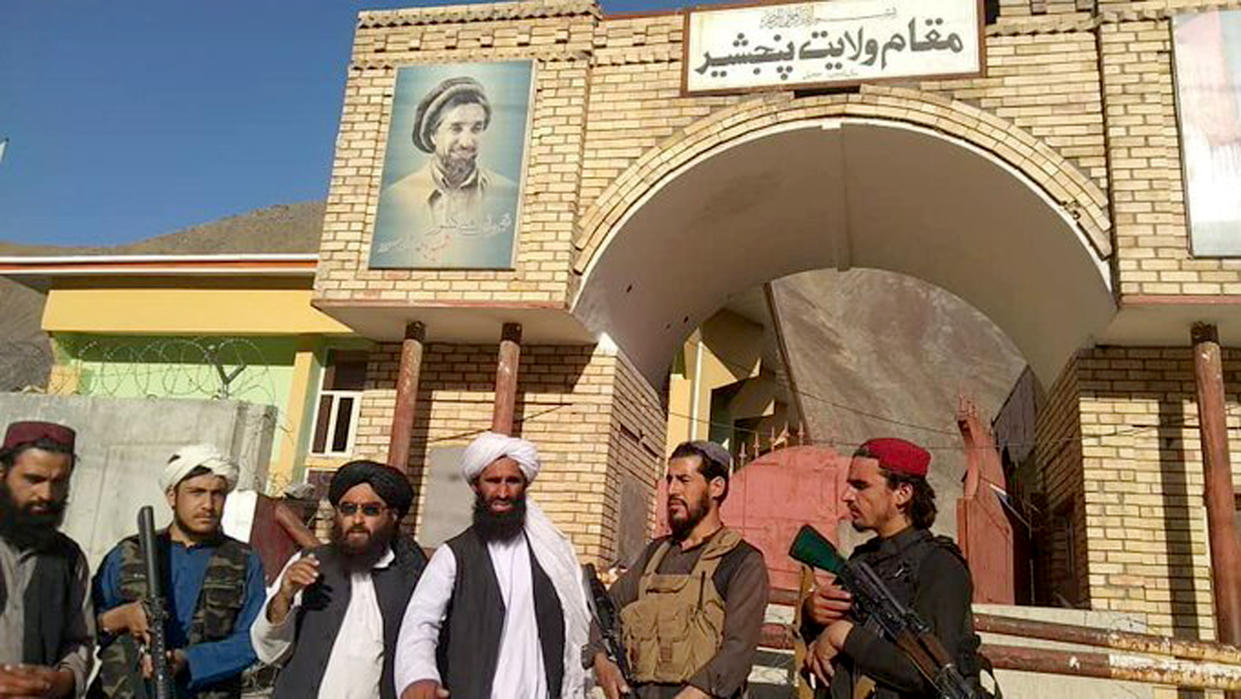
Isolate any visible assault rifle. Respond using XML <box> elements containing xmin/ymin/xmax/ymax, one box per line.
<box><xmin>137</xmin><ymin>505</ymin><xmax>173</xmax><ymax>699</ymax></box>
<box><xmin>582</xmin><ymin>563</ymin><xmax>632</xmax><ymax>685</ymax></box>
<box><xmin>789</xmin><ymin>524</ymin><xmax>982</xmax><ymax>699</ymax></box>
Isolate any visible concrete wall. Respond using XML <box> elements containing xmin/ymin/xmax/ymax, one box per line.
<box><xmin>0</xmin><ymin>393</ymin><xmax>275</xmax><ymax>568</ymax></box>
<box><xmin>52</xmin><ymin>333</ymin><xmax>298</xmax><ymax>471</ymax></box>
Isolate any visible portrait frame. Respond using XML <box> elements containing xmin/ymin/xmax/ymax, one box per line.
<box><xmin>368</xmin><ymin>60</ymin><xmax>537</xmax><ymax>270</ymax></box>
<box><xmin>1171</xmin><ymin>10</ymin><xmax>1241</xmax><ymax>257</ymax></box>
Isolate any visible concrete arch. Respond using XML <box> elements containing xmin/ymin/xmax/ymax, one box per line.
<box><xmin>571</xmin><ymin>86</ymin><xmax>1117</xmax><ymax>387</ymax></box>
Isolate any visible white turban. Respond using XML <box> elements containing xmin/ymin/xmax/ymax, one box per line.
<box><xmin>460</xmin><ymin>431</ymin><xmax>589</xmax><ymax>696</ymax></box>
<box><xmin>160</xmin><ymin>443</ymin><xmax>239</xmax><ymax>493</ymax></box>
<box><xmin>460</xmin><ymin>431</ymin><xmax>540</xmax><ymax>483</ymax></box>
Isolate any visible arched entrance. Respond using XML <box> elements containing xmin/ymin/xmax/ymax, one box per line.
<box><xmin>572</xmin><ymin>90</ymin><xmax>1116</xmax><ymax>388</ymax></box>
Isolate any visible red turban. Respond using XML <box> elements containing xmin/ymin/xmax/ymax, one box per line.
<box><xmin>3</xmin><ymin>421</ymin><xmax>76</xmax><ymax>453</ymax></box>
<box><xmin>859</xmin><ymin>437</ymin><xmax>930</xmax><ymax>478</ymax></box>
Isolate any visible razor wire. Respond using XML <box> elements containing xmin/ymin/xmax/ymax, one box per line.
<box><xmin>46</xmin><ymin>336</ymin><xmax>284</xmax><ymax>405</ymax></box>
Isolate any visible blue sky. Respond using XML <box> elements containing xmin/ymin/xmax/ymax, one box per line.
<box><xmin>0</xmin><ymin>0</ymin><xmax>684</xmax><ymax>247</ymax></box>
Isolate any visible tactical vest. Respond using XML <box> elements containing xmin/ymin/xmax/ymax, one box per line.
<box><xmin>94</xmin><ymin>532</ymin><xmax>250</xmax><ymax>699</ymax></box>
<box><xmin>620</xmin><ymin>527</ymin><xmax>742</xmax><ymax>684</ymax></box>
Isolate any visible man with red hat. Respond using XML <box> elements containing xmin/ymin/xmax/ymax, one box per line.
<box><xmin>0</xmin><ymin>421</ymin><xmax>94</xmax><ymax>698</ymax></box>
<box><xmin>801</xmin><ymin>437</ymin><xmax>985</xmax><ymax>698</ymax></box>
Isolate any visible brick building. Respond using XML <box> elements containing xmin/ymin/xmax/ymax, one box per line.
<box><xmin>305</xmin><ymin>0</ymin><xmax>1241</xmax><ymax>644</ymax></box>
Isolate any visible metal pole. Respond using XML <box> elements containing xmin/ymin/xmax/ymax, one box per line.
<box><xmin>492</xmin><ymin>323</ymin><xmax>522</xmax><ymax>435</ymax></box>
<box><xmin>387</xmin><ymin>321</ymin><xmax>425</xmax><ymax>473</ymax></box>
<box><xmin>974</xmin><ymin>613</ymin><xmax>1241</xmax><ymax>664</ymax></box>
<box><xmin>1192</xmin><ymin>322</ymin><xmax>1241</xmax><ymax>661</ymax></box>
<box><xmin>982</xmin><ymin>643</ymin><xmax>1241</xmax><ymax>691</ymax></box>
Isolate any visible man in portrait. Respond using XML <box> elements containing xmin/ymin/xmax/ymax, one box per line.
<box><xmin>370</xmin><ymin>75</ymin><xmax>520</xmax><ymax>268</ymax></box>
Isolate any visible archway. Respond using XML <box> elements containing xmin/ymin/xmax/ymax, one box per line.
<box><xmin>572</xmin><ymin>93</ymin><xmax>1115</xmax><ymax>388</ymax></box>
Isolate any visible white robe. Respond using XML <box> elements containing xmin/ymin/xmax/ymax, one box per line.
<box><xmin>393</xmin><ymin>537</ymin><xmax>548</xmax><ymax>698</ymax></box>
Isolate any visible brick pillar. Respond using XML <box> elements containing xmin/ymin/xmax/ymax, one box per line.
<box><xmin>492</xmin><ymin>323</ymin><xmax>522</xmax><ymax>435</ymax></box>
<box><xmin>387</xmin><ymin>321</ymin><xmax>425</xmax><ymax>473</ymax></box>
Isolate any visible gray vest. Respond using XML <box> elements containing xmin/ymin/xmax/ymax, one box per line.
<box><xmin>437</xmin><ymin>528</ymin><xmax>565</xmax><ymax>699</ymax></box>
<box><xmin>19</xmin><ymin>533</ymin><xmax>82</xmax><ymax>667</ymax></box>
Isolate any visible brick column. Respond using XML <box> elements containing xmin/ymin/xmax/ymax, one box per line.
<box><xmin>387</xmin><ymin>321</ymin><xmax>425</xmax><ymax>473</ymax></box>
<box><xmin>492</xmin><ymin>323</ymin><xmax>522</xmax><ymax>435</ymax></box>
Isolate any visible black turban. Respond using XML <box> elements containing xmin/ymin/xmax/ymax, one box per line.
<box><xmin>328</xmin><ymin>460</ymin><xmax>413</xmax><ymax>518</ymax></box>
<box><xmin>412</xmin><ymin>76</ymin><xmax>491</xmax><ymax>154</ymax></box>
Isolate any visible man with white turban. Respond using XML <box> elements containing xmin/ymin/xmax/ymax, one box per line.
<box><xmin>91</xmin><ymin>444</ymin><xmax>266</xmax><ymax>698</ymax></box>
<box><xmin>395</xmin><ymin>432</ymin><xmax>591</xmax><ymax>699</ymax></box>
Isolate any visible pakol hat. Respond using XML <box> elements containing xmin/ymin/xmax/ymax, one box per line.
<box><xmin>858</xmin><ymin>437</ymin><xmax>931</xmax><ymax>478</ymax></box>
<box><xmin>2</xmin><ymin>421</ymin><xmax>76</xmax><ymax>453</ymax></box>
<box><xmin>411</xmin><ymin>76</ymin><xmax>491</xmax><ymax>153</ymax></box>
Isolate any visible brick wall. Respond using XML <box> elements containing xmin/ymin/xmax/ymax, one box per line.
<box><xmin>1074</xmin><ymin>347</ymin><xmax>1241</xmax><ymax>637</ymax></box>
<box><xmin>349</xmin><ymin>339</ymin><xmax>656</xmax><ymax>560</ymax></box>
<box><xmin>315</xmin><ymin>1</ymin><xmax>598</xmax><ymax>308</ymax></box>
<box><xmin>315</xmin><ymin>0</ymin><xmax>1241</xmax><ymax>311</ymax></box>
<box><xmin>1035</xmin><ymin>355</ymin><xmax>1089</xmax><ymax>607</ymax></box>
<box><xmin>601</xmin><ymin>349</ymin><xmax>666</xmax><ymax>561</ymax></box>
<box><xmin>1099</xmin><ymin>10</ymin><xmax>1241</xmax><ymax>297</ymax></box>
<box><xmin>1035</xmin><ymin>347</ymin><xmax>1241</xmax><ymax>637</ymax></box>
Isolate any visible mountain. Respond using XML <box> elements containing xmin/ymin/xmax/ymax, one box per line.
<box><xmin>769</xmin><ymin>268</ymin><xmax>1028</xmax><ymax>544</ymax></box>
<box><xmin>0</xmin><ymin>201</ymin><xmax>325</xmax><ymax>389</ymax></box>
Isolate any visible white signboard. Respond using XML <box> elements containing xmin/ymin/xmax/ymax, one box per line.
<box><xmin>683</xmin><ymin>0</ymin><xmax>983</xmax><ymax>95</ymax></box>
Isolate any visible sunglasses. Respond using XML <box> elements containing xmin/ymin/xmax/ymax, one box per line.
<box><xmin>336</xmin><ymin>503</ymin><xmax>387</xmax><ymax>517</ymax></box>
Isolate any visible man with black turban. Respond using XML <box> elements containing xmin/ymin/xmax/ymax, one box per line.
<box><xmin>251</xmin><ymin>460</ymin><xmax>428</xmax><ymax>699</ymax></box>
<box><xmin>370</xmin><ymin>74</ymin><xmax>520</xmax><ymax>268</ymax></box>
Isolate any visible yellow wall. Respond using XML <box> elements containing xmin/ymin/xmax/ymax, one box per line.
<box><xmin>268</xmin><ymin>337</ymin><xmax>319</xmax><ymax>493</ymax></box>
<box><xmin>44</xmin><ymin>284</ymin><xmax>352</xmax><ymax>336</ymax></box>
<box><xmin>42</xmin><ymin>276</ymin><xmax>360</xmax><ymax>493</ymax></box>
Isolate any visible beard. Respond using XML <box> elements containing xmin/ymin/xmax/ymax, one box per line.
<box><xmin>0</xmin><ymin>478</ymin><xmax>67</xmax><ymax>551</ymax></box>
<box><xmin>473</xmin><ymin>492</ymin><xmax>526</xmax><ymax>543</ymax></box>
<box><xmin>667</xmin><ymin>490</ymin><xmax>710</xmax><ymax>541</ymax></box>
<box><xmin>438</xmin><ymin>152</ymin><xmax>477</xmax><ymax>187</ymax></box>
<box><xmin>331</xmin><ymin>519</ymin><xmax>396</xmax><ymax>572</ymax></box>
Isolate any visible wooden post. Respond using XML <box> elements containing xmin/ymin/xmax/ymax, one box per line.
<box><xmin>387</xmin><ymin>321</ymin><xmax>425</xmax><ymax>473</ymax></box>
<box><xmin>1191</xmin><ymin>322</ymin><xmax>1241</xmax><ymax>669</ymax></box>
<box><xmin>492</xmin><ymin>323</ymin><xmax>522</xmax><ymax>435</ymax></box>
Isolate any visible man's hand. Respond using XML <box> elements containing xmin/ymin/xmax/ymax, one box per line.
<box><xmin>592</xmin><ymin>652</ymin><xmax>630</xmax><ymax>698</ymax></box>
<box><xmin>141</xmin><ymin>650</ymin><xmax>189</xmax><ymax>680</ymax></box>
<box><xmin>169</xmin><ymin>650</ymin><xmax>188</xmax><ymax>677</ymax></box>
<box><xmin>279</xmin><ymin>554</ymin><xmax>320</xmax><ymax>599</ymax></box>
<box><xmin>0</xmin><ymin>664</ymin><xmax>74</xmax><ymax>698</ymax></box>
<box><xmin>267</xmin><ymin>554</ymin><xmax>320</xmax><ymax>624</ymax></box>
<box><xmin>399</xmin><ymin>679</ymin><xmax>449</xmax><ymax>699</ymax></box>
<box><xmin>825</xmin><ymin>620</ymin><xmax>854</xmax><ymax>651</ymax></box>
<box><xmin>804</xmin><ymin>574</ymin><xmax>852</xmax><ymax>627</ymax></box>
<box><xmin>672</xmin><ymin>687</ymin><xmax>710</xmax><ymax>699</ymax></box>
<box><xmin>803</xmin><ymin>637</ymin><xmax>839</xmax><ymax>685</ymax></box>
<box><xmin>100</xmin><ymin>600</ymin><xmax>150</xmax><ymax>641</ymax></box>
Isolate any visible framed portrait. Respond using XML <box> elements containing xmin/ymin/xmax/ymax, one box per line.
<box><xmin>1172</xmin><ymin>10</ymin><xmax>1241</xmax><ymax>256</ymax></box>
<box><xmin>368</xmin><ymin>60</ymin><xmax>535</xmax><ymax>269</ymax></box>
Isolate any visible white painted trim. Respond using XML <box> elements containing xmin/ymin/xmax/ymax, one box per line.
<box><xmin>0</xmin><ymin>267</ymin><xmax>316</xmax><ymax>277</ymax></box>
<box><xmin>310</xmin><ymin>389</ymin><xmax>364</xmax><ymax>457</ymax></box>
<box><xmin>690</xmin><ymin>338</ymin><xmax>705</xmax><ymax>441</ymax></box>
<box><xmin>0</xmin><ymin>253</ymin><xmax>318</xmax><ymax>264</ymax></box>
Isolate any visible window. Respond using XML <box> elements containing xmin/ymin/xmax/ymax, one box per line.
<box><xmin>310</xmin><ymin>350</ymin><xmax>367</xmax><ymax>456</ymax></box>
